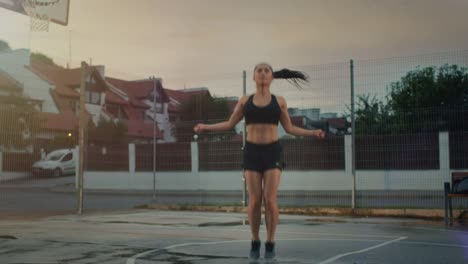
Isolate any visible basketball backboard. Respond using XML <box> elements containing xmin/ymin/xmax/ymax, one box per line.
<box><xmin>0</xmin><ymin>0</ymin><xmax>69</xmax><ymax>26</ymax></box>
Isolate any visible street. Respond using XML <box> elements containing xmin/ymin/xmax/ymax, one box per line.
<box><xmin>1</xmin><ymin>175</ymin><xmax>466</xmax><ymax>219</ymax></box>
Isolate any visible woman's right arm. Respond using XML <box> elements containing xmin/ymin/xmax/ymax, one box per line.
<box><xmin>194</xmin><ymin>96</ymin><xmax>247</xmax><ymax>133</ymax></box>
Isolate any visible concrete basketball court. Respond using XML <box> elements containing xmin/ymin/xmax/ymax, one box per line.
<box><xmin>0</xmin><ymin>210</ymin><xmax>467</xmax><ymax>263</ymax></box>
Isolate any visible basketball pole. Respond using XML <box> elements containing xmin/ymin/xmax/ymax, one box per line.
<box><xmin>78</xmin><ymin>61</ymin><xmax>89</xmax><ymax>215</ymax></box>
<box><xmin>152</xmin><ymin>76</ymin><xmax>157</xmax><ymax>200</ymax></box>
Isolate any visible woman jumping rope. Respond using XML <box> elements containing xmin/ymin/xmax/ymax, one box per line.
<box><xmin>193</xmin><ymin>63</ymin><xmax>326</xmax><ymax>261</ymax></box>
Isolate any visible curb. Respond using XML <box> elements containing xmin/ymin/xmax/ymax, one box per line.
<box><xmin>138</xmin><ymin>204</ymin><xmax>467</xmax><ymax>221</ymax></box>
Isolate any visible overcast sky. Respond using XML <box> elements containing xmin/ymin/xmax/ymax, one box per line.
<box><xmin>1</xmin><ymin>0</ymin><xmax>468</xmax><ymax>112</ymax></box>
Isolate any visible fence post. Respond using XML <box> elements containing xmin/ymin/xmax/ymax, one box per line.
<box><xmin>191</xmin><ymin>141</ymin><xmax>199</xmax><ymax>173</ymax></box>
<box><xmin>439</xmin><ymin>131</ymin><xmax>450</xmax><ymax>182</ymax></box>
<box><xmin>40</xmin><ymin>148</ymin><xmax>46</xmax><ymax>160</ymax></box>
<box><xmin>129</xmin><ymin>143</ymin><xmax>135</xmax><ymax>174</ymax></box>
<box><xmin>77</xmin><ymin>61</ymin><xmax>89</xmax><ymax>215</ymax></box>
<box><xmin>345</xmin><ymin>134</ymin><xmax>354</xmax><ymax>207</ymax></box>
<box><xmin>350</xmin><ymin>59</ymin><xmax>356</xmax><ymax>209</ymax></box>
<box><xmin>74</xmin><ymin>146</ymin><xmax>79</xmax><ymax>189</ymax></box>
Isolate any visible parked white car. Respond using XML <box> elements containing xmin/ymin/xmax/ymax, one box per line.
<box><xmin>32</xmin><ymin>149</ymin><xmax>76</xmax><ymax>177</ymax></box>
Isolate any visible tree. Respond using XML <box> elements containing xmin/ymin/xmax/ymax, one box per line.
<box><xmin>0</xmin><ymin>84</ymin><xmax>43</xmax><ymax>150</ymax></box>
<box><xmin>174</xmin><ymin>95</ymin><xmax>235</xmax><ymax>142</ymax></box>
<box><xmin>348</xmin><ymin>64</ymin><xmax>468</xmax><ymax>135</ymax></box>
<box><xmin>389</xmin><ymin>64</ymin><xmax>468</xmax><ymax>133</ymax></box>
<box><xmin>0</xmin><ymin>40</ymin><xmax>11</xmax><ymax>52</ymax></box>
<box><xmin>30</xmin><ymin>52</ymin><xmax>55</xmax><ymax>65</ymax></box>
<box><xmin>351</xmin><ymin>94</ymin><xmax>393</xmax><ymax>135</ymax></box>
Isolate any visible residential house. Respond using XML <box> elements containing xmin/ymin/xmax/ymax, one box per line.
<box><xmin>106</xmin><ymin>77</ymin><xmax>171</xmax><ymax>143</ymax></box>
<box><xmin>0</xmin><ymin>49</ymin><xmax>164</xmax><ymax>145</ymax></box>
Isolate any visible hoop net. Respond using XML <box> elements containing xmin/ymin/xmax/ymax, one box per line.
<box><xmin>21</xmin><ymin>0</ymin><xmax>61</xmax><ymax>32</ymax></box>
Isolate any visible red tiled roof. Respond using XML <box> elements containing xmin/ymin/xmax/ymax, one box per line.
<box><xmin>122</xmin><ymin>80</ymin><xmax>153</xmax><ymax>98</ymax></box>
<box><xmin>59</xmin><ymin>67</ymin><xmax>81</xmax><ymax>86</ymax></box>
<box><xmin>164</xmin><ymin>89</ymin><xmax>191</xmax><ymax>103</ymax></box>
<box><xmin>105</xmin><ymin>77</ymin><xmax>126</xmax><ymax>87</ymax></box>
<box><xmin>165</xmin><ymin>88</ymin><xmax>210</xmax><ymax>101</ymax></box>
<box><xmin>28</xmin><ymin>62</ymin><xmax>80</xmax><ymax>98</ymax></box>
<box><xmin>106</xmin><ymin>77</ymin><xmax>168</xmax><ymax>100</ymax></box>
<box><xmin>29</xmin><ymin>62</ymin><xmax>115</xmax><ymax>97</ymax></box>
<box><xmin>106</xmin><ymin>77</ymin><xmax>151</xmax><ymax>108</ymax></box>
<box><xmin>125</xmin><ymin>120</ymin><xmax>162</xmax><ymax>139</ymax></box>
<box><xmin>105</xmin><ymin>90</ymin><xmax>128</xmax><ymax>105</ymax></box>
<box><xmin>50</xmin><ymin>90</ymin><xmax>93</xmax><ymax>123</ymax></box>
<box><xmin>54</xmin><ymin>84</ymin><xmax>79</xmax><ymax>98</ymax></box>
<box><xmin>131</xmin><ymin>98</ymin><xmax>150</xmax><ymax>108</ymax></box>
<box><xmin>165</xmin><ymin>88</ymin><xmax>211</xmax><ymax>113</ymax></box>
<box><xmin>27</xmin><ymin>64</ymin><xmax>165</xmax><ymax>140</ymax></box>
<box><xmin>123</xmin><ymin>106</ymin><xmax>144</xmax><ymax>121</ymax></box>
<box><xmin>40</xmin><ymin>112</ymin><xmax>78</xmax><ymax>132</ymax></box>
<box><xmin>29</xmin><ymin>61</ymin><xmax>80</xmax><ymax>86</ymax></box>
<box><xmin>50</xmin><ymin>90</ymin><xmax>74</xmax><ymax>115</ymax></box>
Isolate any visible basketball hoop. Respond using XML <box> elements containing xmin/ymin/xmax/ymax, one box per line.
<box><xmin>21</xmin><ymin>0</ymin><xmax>61</xmax><ymax>32</ymax></box>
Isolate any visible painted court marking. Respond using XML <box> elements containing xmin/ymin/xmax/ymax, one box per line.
<box><xmin>126</xmin><ymin>236</ymin><xmax>468</xmax><ymax>264</ymax></box>
<box><xmin>317</xmin><ymin>236</ymin><xmax>407</xmax><ymax>264</ymax></box>
<box><xmin>126</xmin><ymin>237</ymin><xmax>408</xmax><ymax>264</ymax></box>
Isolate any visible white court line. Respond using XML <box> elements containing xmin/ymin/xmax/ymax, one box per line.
<box><xmin>126</xmin><ymin>238</ymin><xmax>401</xmax><ymax>264</ymax></box>
<box><xmin>317</xmin><ymin>236</ymin><xmax>407</xmax><ymax>264</ymax></box>
<box><xmin>126</xmin><ymin>237</ymin><xmax>468</xmax><ymax>264</ymax></box>
<box><xmin>126</xmin><ymin>240</ymin><xmax>249</xmax><ymax>264</ymax></box>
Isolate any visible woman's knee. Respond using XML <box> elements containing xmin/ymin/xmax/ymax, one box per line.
<box><xmin>249</xmin><ymin>196</ymin><xmax>262</xmax><ymax>209</ymax></box>
<box><xmin>263</xmin><ymin>194</ymin><xmax>277</xmax><ymax>209</ymax></box>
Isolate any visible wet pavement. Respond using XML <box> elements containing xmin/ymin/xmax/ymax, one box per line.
<box><xmin>0</xmin><ymin>210</ymin><xmax>467</xmax><ymax>263</ymax></box>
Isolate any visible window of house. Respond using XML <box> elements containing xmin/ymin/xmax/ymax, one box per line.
<box><xmin>91</xmin><ymin>92</ymin><xmax>100</xmax><ymax>104</ymax></box>
<box><xmin>107</xmin><ymin>104</ymin><xmax>127</xmax><ymax>120</ymax></box>
<box><xmin>85</xmin><ymin>91</ymin><xmax>101</xmax><ymax>105</ymax></box>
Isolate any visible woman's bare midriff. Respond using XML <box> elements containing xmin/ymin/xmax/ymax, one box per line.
<box><xmin>246</xmin><ymin>124</ymin><xmax>279</xmax><ymax>144</ymax></box>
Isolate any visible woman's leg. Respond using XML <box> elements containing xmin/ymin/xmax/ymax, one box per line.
<box><xmin>245</xmin><ymin>170</ymin><xmax>263</xmax><ymax>241</ymax></box>
<box><xmin>263</xmin><ymin>168</ymin><xmax>281</xmax><ymax>242</ymax></box>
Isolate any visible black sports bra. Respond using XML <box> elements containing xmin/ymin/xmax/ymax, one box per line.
<box><xmin>243</xmin><ymin>94</ymin><xmax>281</xmax><ymax>125</ymax></box>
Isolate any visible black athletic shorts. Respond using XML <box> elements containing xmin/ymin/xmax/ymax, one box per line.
<box><xmin>242</xmin><ymin>141</ymin><xmax>285</xmax><ymax>173</ymax></box>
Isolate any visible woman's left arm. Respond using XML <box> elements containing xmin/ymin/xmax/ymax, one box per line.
<box><xmin>278</xmin><ymin>96</ymin><xmax>326</xmax><ymax>138</ymax></box>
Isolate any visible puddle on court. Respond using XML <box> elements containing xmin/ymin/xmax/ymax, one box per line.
<box><xmin>0</xmin><ymin>235</ymin><xmax>17</xmax><ymax>240</ymax></box>
<box><xmin>305</xmin><ymin>218</ymin><xmax>347</xmax><ymax>224</ymax></box>
<box><xmin>198</xmin><ymin>221</ymin><xmax>249</xmax><ymax>227</ymax></box>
